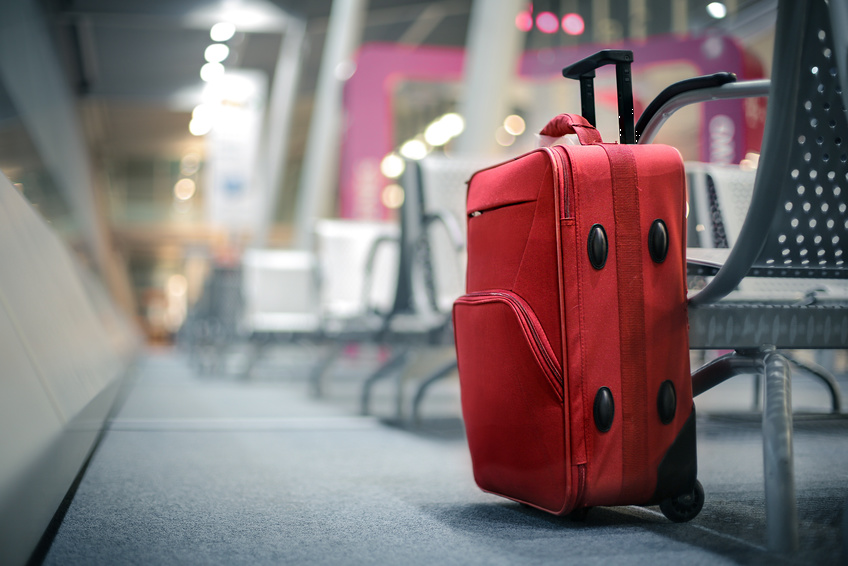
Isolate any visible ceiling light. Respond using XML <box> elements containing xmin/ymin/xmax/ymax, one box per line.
<box><xmin>424</xmin><ymin>119</ymin><xmax>452</xmax><ymax>147</ymax></box>
<box><xmin>706</xmin><ymin>2</ymin><xmax>727</xmax><ymax>19</ymax></box>
<box><xmin>200</xmin><ymin>62</ymin><xmax>225</xmax><ymax>82</ymax></box>
<box><xmin>515</xmin><ymin>10</ymin><xmax>533</xmax><ymax>32</ymax></box>
<box><xmin>189</xmin><ymin>119</ymin><xmax>213</xmax><ymax>136</ymax></box>
<box><xmin>439</xmin><ymin>113</ymin><xmax>465</xmax><ymax>138</ymax></box>
<box><xmin>174</xmin><ymin>178</ymin><xmax>197</xmax><ymax>201</ymax></box>
<box><xmin>204</xmin><ymin>43</ymin><xmax>230</xmax><ymax>63</ymax></box>
<box><xmin>399</xmin><ymin>139</ymin><xmax>429</xmax><ymax>161</ymax></box>
<box><xmin>562</xmin><ymin>13</ymin><xmax>585</xmax><ymax>35</ymax></box>
<box><xmin>167</xmin><ymin>274</ymin><xmax>188</xmax><ymax>297</ymax></box>
<box><xmin>210</xmin><ymin>22</ymin><xmax>236</xmax><ymax>42</ymax></box>
<box><xmin>495</xmin><ymin>126</ymin><xmax>515</xmax><ymax>147</ymax></box>
<box><xmin>536</xmin><ymin>11</ymin><xmax>559</xmax><ymax>34</ymax></box>
<box><xmin>189</xmin><ymin>105</ymin><xmax>216</xmax><ymax>136</ymax></box>
<box><xmin>380</xmin><ymin>153</ymin><xmax>405</xmax><ymax>179</ymax></box>
<box><xmin>381</xmin><ymin>184</ymin><xmax>405</xmax><ymax>209</ymax></box>
<box><xmin>503</xmin><ymin>114</ymin><xmax>526</xmax><ymax>136</ymax></box>
<box><xmin>180</xmin><ymin>153</ymin><xmax>201</xmax><ymax>175</ymax></box>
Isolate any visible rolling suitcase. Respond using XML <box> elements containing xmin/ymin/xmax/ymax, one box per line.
<box><xmin>452</xmin><ymin>51</ymin><xmax>702</xmax><ymax>522</ymax></box>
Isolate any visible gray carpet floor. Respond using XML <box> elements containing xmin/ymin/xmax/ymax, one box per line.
<box><xmin>43</xmin><ymin>347</ymin><xmax>848</xmax><ymax>565</ymax></box>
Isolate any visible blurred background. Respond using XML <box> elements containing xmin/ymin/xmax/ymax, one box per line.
<box><xmin>0</xmin><ymin>0</ymin><xmax>776</xmax><ymax>343</ymax></box>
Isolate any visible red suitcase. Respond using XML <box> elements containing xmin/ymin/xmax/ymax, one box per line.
<box><xmin>453</xmin><ymin>52</ymin><xmax>701</xmax><ymax>522</ymax></box>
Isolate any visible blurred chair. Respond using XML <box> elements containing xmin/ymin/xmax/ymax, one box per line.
<box><xmin>638</xmin><ymin>0</ymin><xmax>848</xmax><ymax>552</ymax></box>
<box><xmin>359</xmin><ymin>154</ymin><xmax>493</xmax><ymax>424</ymax></box>
<box><xmin>180</xmin><ymin>262</ymin><xmax>243</xmax><ymax>373</ymax></box>
<box><xmin>237</xmin><ymin>248</ymin><xmax>322</xmax><ymax>378</ymax></box>
<box><xmin>308</xmin><ymin>218</ymin><xmax>400</xmax><ymax>395</ymax></box>
<box><xmin>238</xmin><ymin>220</ymin><xmax>399</xmax><ymax>385</ymax></box>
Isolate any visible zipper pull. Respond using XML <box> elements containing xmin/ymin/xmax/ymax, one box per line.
<box><xmin>470</xmin><ymin>211</ymin><xmax>482</xmax><ymax>217</ymax></box>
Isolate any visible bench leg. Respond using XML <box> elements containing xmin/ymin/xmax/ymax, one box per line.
<box><xmin>762</xmin><ymin>350</ymin><xmax>799</xmax><ymax>553</ymax></box>
<box><xmin>360</xmin><ymin>348</ymin><xmax>412</xmax><ymax>416</ymax></box>
<box><xmin>309</xmin><ymin>342</ymin><xmax>342</xmax><ymax>398</ymax></box>
<box><xmin>410</xmin><ymin>359</ymin><xmax>458</xmax><ymax>427</ymax></box>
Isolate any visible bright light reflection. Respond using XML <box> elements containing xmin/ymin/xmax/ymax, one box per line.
<box><xmin>495</xmin><ymin>126</ymin><xmax>515</xmax><ymax>147</ymax></box>
<box><xmin>562</xmin><ymin>13</ymin><xmax>585</xmax><ymax>35</ymax></box>
<box><xmin>400</xmin><ymin>139</ymin><xmax>429</xmax><ymax>160</ymax></box>
<box><xmin>167</xmin><ymin>274</ymin><xmax>189</xmax><ymax>297</ymax></box>
<box><xmin>536</xmin><ymin>11</ymin><xmax>559</xmax><ymax>34</ymax></box>
<box><xmin>203</xmin><ymin>73</ymin><xmax>256</xmax><ymax>104</ymax></box>
<box><xmin>174</xmin><ymin>178</ymin><xmax>197</xmax><ymax>201</ymax></box>
<box><xmin>200</xmin><ymin>62</ymin><xmax>225</xmax><ymax>82</ymax></box>
<box><xmin>381</xmin><ymin>184</ymin><xmax>405</xmax><ymax>209</ymax></box>
<box><xmin>189</xmin><ymin>104</ymin><xmax>216</xmax><ymax>136</ymax></box>
<box><xmin>380</xmin><ymin>153</ymin><xmax>405</xmax><ymax>179</ymax></box>
<box><xmin>210</xmin><ymin>22</ymin><xmax>236</xmax><ymax>42</ymax></box>
<box><xmin>181</xmin><ymin>153</ymin><xmax>201</xmax><ymax>175</ymax></box>
<box><xmin>440</xmin><ymin>113</ymin><xmax>465</xmax><ymax>138</ymax></box>
<box><xmin>204</xmin><ymin>43</ymin><xmax>230</xmax><ymax>63</ymax></box>
<box><xmin>503</xmin><ymin>114</ymin><xmax>526</xmax><ymax>136</ymax></box>
<box><xmin>707</xmin><ymin>2</ymin><xmax>727</xmax><ymax>18</ymax></box>
<box><xmin>425</xmin><ymin>119</ymin><xmax>452</xmax><ymax>147</ymax></box>
<box><xmin>515</xmin><ymin>11</ymin><xmax>533</xmax><ymax>32</ymax></box>
<box><xmin>189</xmin><ymin>118</ymin><xmax>212</xmax><ymax>136</ymax></box>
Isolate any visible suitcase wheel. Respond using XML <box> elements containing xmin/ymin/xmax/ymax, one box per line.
<box><xmin>659</xmin><ymin>480</ymin><xmax>704</xmax><ymax>523</ymax></box>
<box><xmin>566</xmin><ymin>507</ymin><xmax>591</xmax><ymax>522</ymax></box>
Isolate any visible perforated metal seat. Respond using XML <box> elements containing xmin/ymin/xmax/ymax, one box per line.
<box><xmin>687</xmin><ymin>162</ymin><xmax>848</xmax><ymax>301</ymax></box>
<box><xmin>639</xmin><ymin>0</ymin><xmax>848</xmax><ymax>552</ymax></box>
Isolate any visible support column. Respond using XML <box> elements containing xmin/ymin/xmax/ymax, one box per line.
<box><xmin>455</xmin><ymin>0</ymin><xmax>525</xmax><ymax>157</ymax></box>
<box><xmin>293</xmin><ymin>0</ymin><xmax>369</xmax><ymax>250</ymax></box>
<box><xmin>253</xmin><ymin>17</ymin><xmax>306</xmax><ymax>247</ymax></box>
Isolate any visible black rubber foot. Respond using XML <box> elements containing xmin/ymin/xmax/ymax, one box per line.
<box><xmin>659</xmin><ymin>480</ymin><xmax>704</xmax><ymax>523</ymax></box>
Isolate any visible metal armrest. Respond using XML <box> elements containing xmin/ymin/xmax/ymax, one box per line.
<box><xmin>361</xmin><ymin>234</ymin><xmax>400</xmax><ymax>314</ymax></box>
<box><xmin>634</xmin><ymin>72</ymin><xmax>738</xmax><ymax>142</ymax></box>
<box><xmin>636</xmin><ymin>79</ymin><xmax>770</xmax><ymax>146</ymax></box>
<box><xmin>424</xmin><ymin>210</ymin><xmax>465</xmax><ymax>252</ymax></box>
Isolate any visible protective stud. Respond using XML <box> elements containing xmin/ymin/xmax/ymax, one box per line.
<box><xmin>593</xmin><ymin>387</ymin><xmax>614</xmax><ymax>432</ymax></box>
<box><xmin>588</xmin><ymin>224</ymin><xmax>609</xmax><ymax>269</ymax></box>
<box><xmin>657</xmin><ymin>380</ymin><xmax>677</xmax><ymax>424</ymax></box>
<box><xmin>648</xmin><ymin>219</ymin><xmax>669</xmax><ymax>263</ymax></box>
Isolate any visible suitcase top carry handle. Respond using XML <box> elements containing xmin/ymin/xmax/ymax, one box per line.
<box><xmin>539</xmin><ymin>113</ymin><xmax>602</xmax><ymax>145</ymax></box>
<box><xmin>562</xmin><ymin>50</ymin><xmax>634</xmax><ymax>145</ymax></box>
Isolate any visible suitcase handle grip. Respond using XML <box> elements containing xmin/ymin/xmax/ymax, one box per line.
<box><xmin>539</xmin><ymin>113</ymin><xmax>602</xmax><ymax>145</ymax></box>
<box><xmin>562</xmin><ymin>49</ymin><xmax>634</xmax><ymax>144</ymax></box>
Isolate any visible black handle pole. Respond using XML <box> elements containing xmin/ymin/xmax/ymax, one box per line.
<box><xmin>579</xmin><ymin>75</ymin><xmax>596</xmax><ymax>127</ymax></box>
<box><xmin>615</xmin><ymin>61</ymin><xmax>634</xmax><ymax>144</ymax></box>
<box><xmin>563</xmin><ymin>50</ymin><xmax>635</xmax><ymax>144</ymax></box>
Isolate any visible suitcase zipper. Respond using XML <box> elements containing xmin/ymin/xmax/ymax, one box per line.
<box><xmin>544</xmin><ymin>146</ymin><xmax>570</xmax><ymax>219</ymax></box>
<box><xmin>458</xmin><ymin>291</ymin><xmax>562</xmax><ymax>389</ymax></box>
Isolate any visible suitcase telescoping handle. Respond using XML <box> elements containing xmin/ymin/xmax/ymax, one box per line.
<box><xmin>562</xmin><ymin>50</ymin><xmax>634</xmax><ymax>144</ymax></box>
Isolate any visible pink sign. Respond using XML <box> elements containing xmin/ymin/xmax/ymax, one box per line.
<box><xmin>340</xmin><ymin>36</ymin><xmax>765</xmax><ymax>220</ymax></box>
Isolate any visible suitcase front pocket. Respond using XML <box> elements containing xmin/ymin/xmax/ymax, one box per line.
<box><xmin>453</xmin><ymin>291</ymin><xmax>569</xmax><ymax>513</ymax></box>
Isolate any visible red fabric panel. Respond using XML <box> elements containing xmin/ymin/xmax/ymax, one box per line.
<box><xmin>466</xmin><ymin>202</ymin><xmax>535</xmax><ymax>293</ymax></box>
<box><xmin>453</xmin><ymin>293</ymin><xmax>568</xmax><ymax>513</ymax></box>
<box><xmin>466</xmin><ymin>152</ymin><xmax>551</xmax><ymax>216</ymax></box>
<box><xmin>466</xmin><ymin>150</ymin><xmax>563</xmax><ymax>366</ymax></box>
